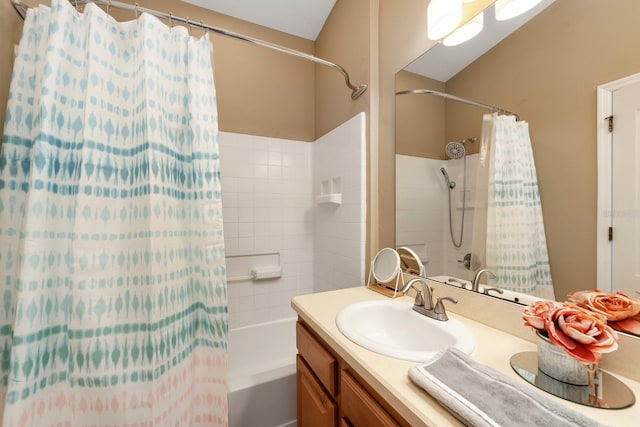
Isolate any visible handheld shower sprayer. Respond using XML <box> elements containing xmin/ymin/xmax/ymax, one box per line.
<box><xmin>440</xmin><ymin>167</ymin><xmax>455</xmax><ymax>189</ymax></box>
<box><xmin>441</xmin><ymin>136</ymin><xmax>475</xmax><ymax>248</ymax></box>
<box><xmin>441</xmin><ymin>137</ymin><xmax>474</xmax><ymax>248</ymax></box>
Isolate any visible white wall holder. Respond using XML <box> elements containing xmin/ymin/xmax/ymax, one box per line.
<box><xmin>316</xmin><ymin>176</ymin><xmax>343</xmax><ymax>205</ymax></box>
<box><xmin>226</xmin><ymin>252</ymin><xmax>282</xmax><ymax>283</ymax></box>
<box><xmin>316</xmin><ymin>193</ymin><xmax>342</xmax><ymax>205</ymax></box>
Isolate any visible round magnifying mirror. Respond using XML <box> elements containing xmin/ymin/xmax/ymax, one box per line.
<box><xmin>371</xmin><ymin>248</ymin><xmax>401</xmax><ymax>283</ymax></box>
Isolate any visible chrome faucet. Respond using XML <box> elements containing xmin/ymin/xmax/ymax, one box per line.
<box><xmin>472</xmin><ymin>268</ymin><xmax>496</xmax><ymax>292</ymax></box>
<box><xmin>399</xmin><ymin>277</ymin><xmax>457</xmax><ymax>321</ymax></box>
<box><xmin>399</xmin><ymin>277</ymin><xmax>431</xmax><ymax>307</ymax></box>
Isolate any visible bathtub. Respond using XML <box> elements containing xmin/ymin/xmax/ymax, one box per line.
<box><xmin>227</xmin><ymin>317</ymin><xmax>298</xmax><ymax>427</ymax></box>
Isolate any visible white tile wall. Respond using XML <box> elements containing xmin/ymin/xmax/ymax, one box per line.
<box><xmin>220</xmin><ymin>113</ymin><xmax>366</xmax><ymax>329</ymax></box>
<box><xmin>396</xmin><ymin>153</ymin><xmax>479</xmax><ymax>279</ymax></box>
<box><xmin>220</xmin><ymin>133</ymin><xmax>314</xmax><ymax>328</ymax></box>
<box><xmin>313</xmin><ymin>113</ymin><xmax>366</xmax><ymax>293</ymax></box>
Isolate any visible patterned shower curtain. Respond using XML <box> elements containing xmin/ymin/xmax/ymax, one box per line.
<box><xmin>470</xmin><ymin>114</ymin><xmax>555</xmax><ymax>300</ymax></box>
<box><xmin>0</xmin><ymin>1</ymin><xmax>228</xmax><ymax>425</ymax></box>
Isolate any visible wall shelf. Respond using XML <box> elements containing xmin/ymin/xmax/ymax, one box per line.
<box><xmin>316</xmin><ymin>193</ymin><xmax>342</xmax><ymax>205</ymax></box>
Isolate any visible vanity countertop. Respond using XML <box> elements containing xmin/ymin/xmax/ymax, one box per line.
<box><xmin>291</xmin><ymin>286</ymin><xmax>640</xmax><ymax>427</ymax></box>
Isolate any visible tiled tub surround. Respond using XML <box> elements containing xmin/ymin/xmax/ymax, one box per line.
<box><xmin>312</xmin><ymin>113</ymin><xmax>367</xmax><ymax>293</ymax></box>
<box><xmin>220</xmin><ymin>114</ymin><xmax>365</xmax><ymax>426</ymax></box>
<box><xmin>220</xmin><ymin>130</ymin><xmax>314</xmax><ymax>328</ymax></box>
<box><xmin>396</xmin><ymin>153</ymin><xmax>478</xmax><ymax>279</ymax></box>
<box><xmin>220</xmin><ymin>113</ymin><xmax>366</xmax><ymax>329</ymax></box>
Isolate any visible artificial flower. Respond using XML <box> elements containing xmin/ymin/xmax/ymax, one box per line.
<box><xmin>568</xmin><ymin>289</ymin><xmax>640</xmax><ymax>335</ymax></box>
<box><xmin>610</xmin><ymin>315</ymin><xmax>640</xmax><ymax>336</ymax></box>
<box><xmin>522</xmin><ymin>300</ymin><xmax>560</xmax><ymax>330</ymax></box>
<box><xmin>522</xmin><ymin>300</ymin><xmax>619</xmax><ymax>363</ymax></box>
<box><xmin>568</xmin><ymin>290</ymin><xmax>640</xmax><ymax>321</ymax></box>
<box><xmin>544</xmin><ymin>303</ymin><xmax>618</xmax><ymax>363</ymax></box>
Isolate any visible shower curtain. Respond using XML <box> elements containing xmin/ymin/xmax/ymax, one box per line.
<box><xmin>0</xmin><ymin>1</ymin><xmax>228</xmax><ymax>425</ymax></box>
<box><xmin>470</xmin><ymin>114</ymin><xmax>555</xmax><ymax>300</ymax></box>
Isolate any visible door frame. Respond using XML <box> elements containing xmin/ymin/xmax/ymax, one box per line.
<box><xmin>596</xmin><ymin>72</ymin><xmax>640</xmax><ymax>291</ymax></box>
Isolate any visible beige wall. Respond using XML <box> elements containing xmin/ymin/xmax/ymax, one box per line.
<box><xmin>395</xmin><ymin>70</ymin><xmax>445</xmax><ymax>158</ymax></box>
<box><xmin>1</xmin><ymin>0</ymin><xmax>316</xmax><ymax>142</ymax></box>
<box><xmin>444</xmin><ymin>0</ymin><xmax>640</xmax><ymax>299</ymax></box>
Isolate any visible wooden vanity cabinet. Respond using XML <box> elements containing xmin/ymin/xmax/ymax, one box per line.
<box><xmin>297</xmin><ymin>356</ymin><xmax>337</xmax><ymax>427</ymax></box>
<box><xmin>340</xmin><ymin>369</ymin><xmax>400</xmax><ymax>427</ymax></box>
<box><xmin>296</xmin><ymin>320</ymin><xmax>409</xmax><ymax>427</ymax></box>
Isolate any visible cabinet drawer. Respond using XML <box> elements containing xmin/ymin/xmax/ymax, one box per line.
<box><xmin>296</xmin><ymin>321</ymin><xmax>337</xmax><ymax>396</ymax></box>
<box><xmin>340</xmin><ymin>370</ymin><xmax>400</xmax><ymax>427</ymax></box>
<box><xmin>297</xmin><ymin>356</ymin><xmax>337</xmax><ymax>427</ymax></box>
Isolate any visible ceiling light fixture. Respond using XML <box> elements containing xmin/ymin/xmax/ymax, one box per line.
<box><xmin>495</xmin><ymin>0</ymin><xmax>543</xmax><ymax>21</ymax></box>
<box><xmin>427</xmin><ymin>0</ymin><xmax>463</xmax><ymax>40</ymax></box>
<box><xmin>443</xmin><ymin>12</ymin><xmax>484</xmax><ymax>46</ymax></box>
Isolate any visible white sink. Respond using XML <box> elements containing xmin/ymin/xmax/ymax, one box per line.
<box><xmin>336</xmin><ymin>300</ymin><xmax>475</xmax><ymax>362</ymax></box>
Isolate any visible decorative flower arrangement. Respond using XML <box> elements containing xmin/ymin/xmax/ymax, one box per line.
<box><xmin>523</xmin><ymin>300</ymin><xmax>619</xmax><ymax>364</ymax></box>
<box><xmin>568</xmin><ymin>290</ymin><xmax>640</xmax><ymax>335</ymax></box>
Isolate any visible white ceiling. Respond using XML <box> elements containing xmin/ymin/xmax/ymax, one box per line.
<box><xmin>182</xmin><ymin>0</ymin><xmax>337</xmax><ymax>40</ymax></box>
<box><xmin>405</xmin><ymin>0</ymin><xmax>555</xmax><ymax>81</ymax></box>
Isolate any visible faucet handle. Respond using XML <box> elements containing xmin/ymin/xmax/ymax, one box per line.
<box><xmin>422</xmin><ymin>285</ymin><xmax>434</xmax><ymax>310</ymax></box>
<box><xmin>433</xmin><ymin>296</ymin><xmax>458</xmax><ymax>321</ymax></box>
<box><xmin>483</xmin><ymin>287</ymin><xmax>504</xmax><ymax>297</ymax></box>
<box><xmin>411</xmin><ymin>286</ymin><xmax>424</xmax><ymax>307</ymax></box>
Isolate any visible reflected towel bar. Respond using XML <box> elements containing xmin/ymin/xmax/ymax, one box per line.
<box><xmin>10</xmin><ymin>0</ymin><xmax>368</xmax><ymax>100</ymax></box>
<box><xmin>396</xmin><ymin>89</ymin><xmax>519</xmax><ymax>120</ymax></box>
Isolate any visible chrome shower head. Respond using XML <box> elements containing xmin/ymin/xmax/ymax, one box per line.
<box><xmin>445</xmin><ymin>141</ymin><xmax>466</xmax><ymax>159</ymax></box>
<box><xmin>445</xmin><ymin>137</ymin><xmax>476</xmax><ymax>159</ymax></box>
<box><xmin>440</xmin><ymin>167</ymin><xmax>455</xmax><ymax>189</ymax></box>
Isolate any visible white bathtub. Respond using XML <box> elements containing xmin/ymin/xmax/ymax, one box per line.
<box><xmin>227</xmin><ymin>317</ymin><xmax>298</xmax><ymax>427</ymax></box>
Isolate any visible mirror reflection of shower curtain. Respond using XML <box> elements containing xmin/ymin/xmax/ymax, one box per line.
<box><xmin>470</xmin><ymin>114</ymin><xmax>555</xmax><ymax>299</ymax></box>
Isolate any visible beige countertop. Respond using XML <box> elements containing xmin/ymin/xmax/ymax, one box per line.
<box><xmin>291</xmin><ymin>285</ymin><xmax>640</xmax><ymax>427</ymax></box>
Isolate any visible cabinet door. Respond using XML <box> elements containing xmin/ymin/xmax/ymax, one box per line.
<box><xmin>296</xmin><ymin>321</ymin><xmax>337</xmax><ymax>396</ymax></box>
<box><xmin>340</xmin><ymin>371</ymin><xmax>400</xmax><ymax>427</ymax></box>
<box><xmin>297</xmin><ymin>356</ymin><xmax>337</xmax><ymax>427</ymax></box>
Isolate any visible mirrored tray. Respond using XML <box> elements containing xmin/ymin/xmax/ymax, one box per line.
<box><xmin>510</xmin><ymin>352</ymin><xmax>635</xmax><ymax>409</ymax></box>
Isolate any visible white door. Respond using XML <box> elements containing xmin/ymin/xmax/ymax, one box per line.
<box><xmin>611</xmin><ymin>80</ymin><xmax>640</xmax><ymax>297</ymax></box>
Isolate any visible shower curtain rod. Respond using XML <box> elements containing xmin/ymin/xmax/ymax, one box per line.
<box><xmin>10</xmin><ymin>0</ymin><xmax>368</xmax><ymax>100</ymax></box>
<box><xmin>396</xmin><ymin>89</ymin><xmax>519</xmax><ymax>120</ymax></box>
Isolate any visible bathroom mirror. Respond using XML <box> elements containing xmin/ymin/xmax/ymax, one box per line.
<box><xmin>397</xmin><ymin>246</ymin><xmax>424</xmax><ymax>276</ymax></box>
<box><xmin>394</xmin><ymin>0</ymin><xmax>640</xmax><ymax>305</ymax></box>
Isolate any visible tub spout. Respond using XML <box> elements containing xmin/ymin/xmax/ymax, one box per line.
<box><xmin>472</xmin><ymin>268</ymin><xmax>496</xmax><ymax>293</ymax></box>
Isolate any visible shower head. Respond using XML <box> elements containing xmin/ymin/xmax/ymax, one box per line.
<box><xmin>440</xmin><ymin>167</ymin><xmax>455</xmax><ymax>189</ymax></box>
<box><xmin>445</xmin><ymin>141</ymin><xmax>466</xmax><ymax>159</ymax></box>
<box><xmin>445</xmin><ymin>137</ymin><xmax>476</xmax><ymax>159</ymax></box>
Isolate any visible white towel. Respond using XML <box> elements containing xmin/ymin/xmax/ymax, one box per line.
<box><xmin>408</xmin><ymin>348</ymin><xmax>607</xmax><ymax>427</ymax></box>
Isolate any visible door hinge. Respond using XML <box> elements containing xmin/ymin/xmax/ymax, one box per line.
<box><xmin>609</xmin><ymin>226</ymin><xmax>613</xmax><ymax>241</ymax></box>
<box><xmin>605</xmin><ymin>115</ymin><xmax>614</xmax><ymax>132</ymax></box>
